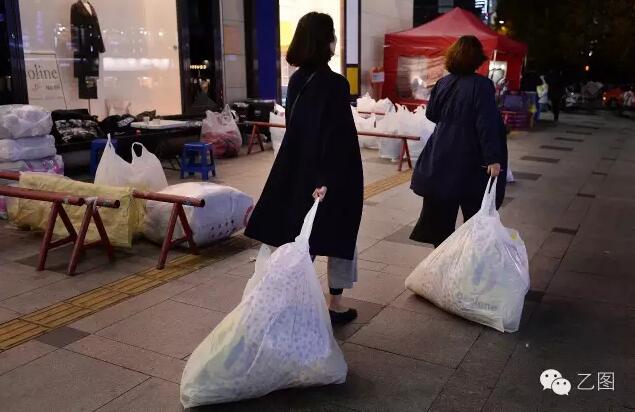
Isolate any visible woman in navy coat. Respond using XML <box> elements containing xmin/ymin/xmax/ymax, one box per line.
<box><xmin>410</xmin><ymin>36</ymin><xmax>508</xmax><ymax>247</ymax></box>
<box><xmin>245</xmin><ymin>13</ymin><xmax>363</xmax><ymax>323</ymax></box>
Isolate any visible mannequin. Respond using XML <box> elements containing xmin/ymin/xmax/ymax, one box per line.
<box><xmin>71</xmin><ymin>0</ymin><xmax>105</xmax><ymax>101</ymax></box>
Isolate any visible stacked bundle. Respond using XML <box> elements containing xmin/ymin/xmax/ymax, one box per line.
<box><xmin>0</xmin><ymin>105</ymin><xmax>63</xmax><ymax>218</ymax></box>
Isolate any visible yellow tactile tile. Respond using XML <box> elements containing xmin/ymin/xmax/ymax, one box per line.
<box><xmin>66</xmin><ymin>288</ymin><xmax>129</xmax><ymax>311</ymax></box>
<box><xmin>0</xmin><ymin>319</ymin><xmax>49</xmax><ymax>350</ymax></box>
<box><xmin>22</xmin><ymin>303</ymin><xmax>93</xmax><ymax>329</ymax></box>
<box><xmin>364</xmin><ymin>171</ymin><xmax>412</xmax><ymax>199</ymax></box>
<box><xmin>105</xmin><ymin>275</ymin><xmax>163</xmax><ymax>295</ymax></box>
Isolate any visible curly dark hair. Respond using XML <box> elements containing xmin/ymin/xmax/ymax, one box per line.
<box><xmin>286</xmin><ymin>12</ymin><xmax>335</xmax><ymax>68</ymax></box>
<box><xmin>445</xmin><ymin>35</ymin><xmax>488</xmax><ymax>75</ymax></box>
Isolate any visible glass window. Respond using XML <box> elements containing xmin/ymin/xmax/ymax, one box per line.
<box><xmin>278</xmin><ymin>0</ymin><xmax>343</xmax><ymax>101</ymax></box>
<box><xmin>19</xmin><ymin>0</ymin><xmax>182</xmax><ymax>118</ymax></box>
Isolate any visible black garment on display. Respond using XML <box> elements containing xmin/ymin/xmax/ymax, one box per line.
<box><xmin>51</xmin><ymin>109</ymin><xmax>104</xmax><ymax>144</ymax></box>
<box><xmin>71</xmin><ymin>1</ymin><xmax>105</xmax><ymax>99</ymax></box>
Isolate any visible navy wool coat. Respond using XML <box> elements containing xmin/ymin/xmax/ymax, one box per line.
<box><xmin>411</xmin><ymin>73</ymin><xmax>508</xmax><ymax>206</ymax></box>
<box><xmin>244</xmin><ymin>66</ymin><xmax>363</xmax><ymax>260</ymax></box>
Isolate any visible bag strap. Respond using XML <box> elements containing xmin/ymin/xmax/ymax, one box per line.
<box><xmin>130</xmin><ymin>142</ymin><xmax>146</xmax><ymax>158</ymax></box>
<box><xmin>480</xmin><ymin>176</ymin><xmax>498</xmax><ymax>216</ymax></box>
<box><xmin>287</xmin><ymin>70</ymin><xmax>318</xmax><ymax>125</ymax></box>
<box><xmin>297</xmin><ymin>199</ymin><xmax>320</xmax><ymax>241</ymax></box>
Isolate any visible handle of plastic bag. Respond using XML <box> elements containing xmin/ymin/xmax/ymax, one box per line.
<box><xmin>480</xmin><ymin>176</ymin><xmax>498</xmax><ymax>216</ymax></box>
<box><xmin>297</xmin><ymin>199</ymin><xmax>320</xmax><ymax>241</ymax></box>
<box><xmin>104</xmin><ymin>133</ymin><xmax>117</xmax><ymax>151</ymax></box>
<box><xmin>130</xmin><ymin>142</ymin><xmax>147</xmax><ymax>158</ymax></box>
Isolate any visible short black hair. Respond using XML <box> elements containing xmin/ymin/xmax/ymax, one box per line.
<box><xmin>286</xmin><ymin>12</ymin><xmax>335</xmax><ymax>68</ymax></box>
<box><xmin>445</xmin><ymin>35</ymin><xmax>487</xmax><ymax>75</ymax></box>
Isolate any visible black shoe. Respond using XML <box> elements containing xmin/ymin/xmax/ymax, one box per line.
<box><xmin>329</xmin><ymin>308</ymin><xmax>358</xmax><ymax>324</ymax></box>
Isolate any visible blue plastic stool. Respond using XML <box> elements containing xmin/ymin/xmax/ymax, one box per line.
<box><xmin>90</xmin><ymin>138</ymin><xmax>118</xmax><ymax>177</ymax></box>
<box><xmin>180</xmin><ymin>142</ymin><xmax>216</xmax><ymax>181</ymax></box>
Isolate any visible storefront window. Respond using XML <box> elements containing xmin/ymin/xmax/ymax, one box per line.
<box><xmin>19</xmin><ymin>0</ymin><xmax>182</xmax><ymax>118</ymax></box>
<box><xmin>278</xmin><ymin>0</ymin><xmax>343</xmax><ymax>101</ymax></box>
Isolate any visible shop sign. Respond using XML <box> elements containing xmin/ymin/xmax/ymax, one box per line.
<box><xmin>25</xmin><ymin>52</ymin><xmax>67</xmax><ymax>110</ymax></box>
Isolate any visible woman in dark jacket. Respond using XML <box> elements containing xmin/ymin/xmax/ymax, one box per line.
<box><xmin>410</xmin><ymin>35</ymin><xmax>508</xmax><ymax>247</ymax></box>
<box><xmin>244</xmin><ymin>12</ymin><xmax>363</xmax><ymax>323</ymax></box>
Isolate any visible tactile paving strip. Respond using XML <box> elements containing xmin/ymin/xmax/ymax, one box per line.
<box><xmin>0</xmin><ymin>235</ymin><xmax>257</xmax><ymax>351</ymax></box>
<box><xmin>0</xmin><ymin>172</ymin><xmax>411</xmax><ymax>351</ymax></box>
<box><xmin>364</xmin><ymin>170</ymin><xmax>412</xmax><ymax>200</ymax></box>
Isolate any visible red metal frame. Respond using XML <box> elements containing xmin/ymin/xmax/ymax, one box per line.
<box><xmin>1</xmin><ymin>171</ymin><xmax>205</xmax><ymax>271</ymax></box>
<box><xmin>247</xmin><ymin>122</ymin><xmax>266</xmax><ymax>154</ymax></box>
<box><xmin>132</xmin><ymin>190</ymin><xmax>204</xmax><ymax>269</ymax></box>
<box><xmin>0</xmin><ymin>185</ymin><xmax>119</xmax><ymax>275</ymax></box>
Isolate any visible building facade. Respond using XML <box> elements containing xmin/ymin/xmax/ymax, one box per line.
<box><xmin>0</xmin><ymin>0</ymin><xmax>414</xmax><ymax>116</ymax></box>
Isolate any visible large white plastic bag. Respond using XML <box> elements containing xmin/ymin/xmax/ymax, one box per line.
<box><xmin>201</xmin><ymin>105</ymin><xmax>242</xmax><ymax>158</ymax></box>
<box><xmin>94</xmin><ymin>134</ymin><xmax>132</xmax><ymax>187</ymax></box>
<box><xmin>143</xmin><ymin>182</ymin><xmax>254</xmax><ymax>247</ymax></box>
<box><xmin>0</xmin><ymin>105</ymin><xmax>53</xmax><ymax>139</ymax></box>
<box><xmin>405</xmin><ymin>178</ymin><xmax>530</xmax><ymax>332</ymax></box>
<box><xmin>356</xmin><ymin>92</ymin><xmax>375</xmax><ymax>112</ymax></box>
<box><xmin>506</xmin><ymin>165</ymin><xmax>515</xmax><ymax>183</ymax></box>
<box><xmin>351</xmin><ymin>107</ymin><xmax>377</xmax><ymax>149</ymax></box>
<box><xmin>374</xmin><ymin>97</ymin><xmax>394</xmax><ymax>114</ymax></box>
<box><xmin>376</xmin><ymin>111</ymin><xmax>401</xmax><ymax>160</ymax></box>
<box><xmin>269</xmin><ymin>111</ymin><xmax>286</xmax><ymax>157</ymax></box>
<box><xmin>0</xmin><ymin>135</ymin><xmax>56</xmax><ymax>161</ymax></box>
<box><xmin>399</xmin><ymin>105</ymin><xmax>434</xmax><ymax>160</ymax></box>
<box><xmin>180</xmin><ymin>199</ymin><xmax>347</xmax><ymax>407</ymax></box>
<box><xmin>129</xmin><ymin>142</ymin><xmax>168</xmax><ymax>191</ymax></box>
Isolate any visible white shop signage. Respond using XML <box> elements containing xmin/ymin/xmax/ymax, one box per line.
<box><xmin>24</xmin><ymin>52</ymin><xmax>67</xmax><ymax>110</ymax></box>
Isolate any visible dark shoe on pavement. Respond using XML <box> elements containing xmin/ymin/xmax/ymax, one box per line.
<box><xmin>329</xmin><ymin>308</ymin><xmax>358</xmax><ymax>324</ymax></box>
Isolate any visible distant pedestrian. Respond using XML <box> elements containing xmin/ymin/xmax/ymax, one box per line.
<box><xmin>409</xmin><ymin>35</ymin><xmax>508</xmax><ymax>247</ymax></box>
<box><xmin>548</xmin><ymin>70</ymin><xmax>566</xmax><ymax>121</ymax></box>
<box><xmin>244</xmin><ymin>12</ymin><xmax>363</xmax><ymax>324</ymax></box>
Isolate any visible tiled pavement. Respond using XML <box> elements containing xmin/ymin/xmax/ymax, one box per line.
<box><xmin>1</xmin><ymin>112</ymin><xmax>634</xmax><ymax>411</ymax></box>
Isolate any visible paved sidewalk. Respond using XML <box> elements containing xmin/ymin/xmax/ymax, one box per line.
<box><xmin>0</xmin><ymin>112</ymin><xmax>634</xmax><ymax>411</ymax></box>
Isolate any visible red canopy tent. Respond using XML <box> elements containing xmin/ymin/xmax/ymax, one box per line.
<box><xmin>383</xmin><ymin>8</ymin><xmax>527</xmax><ymax>104</ymax></box>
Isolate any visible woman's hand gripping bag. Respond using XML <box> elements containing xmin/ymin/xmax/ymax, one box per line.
<box><xmin>405</xmin><ymin>178</ymin><xmax>530</xmax><ymax>332</ymax></box>
<box><xmin>180</xmin><ymin>200</ymin><xmax>347</xmax><ymax>407</ymax></box>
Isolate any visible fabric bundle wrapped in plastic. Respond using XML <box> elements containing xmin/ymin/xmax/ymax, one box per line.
<box><xmin>0</xmin><ymin>155</ymin><xmax>64</xmax><ymax>219</ymax></box>
<box><xmin>0</xmin><ymin>105</ymin><xmax>53</xmax><ymax>139</ymax></box>
<box><xmin>180</xmin><ymin>199</ymin><xmax>347</xmax><ymax>407</ymax></box>
<box><xmin>201</xmin><ymin>105</ymin><xmax>242</xmax><ymax>158</ymax></box>
<box><xmin>8</xmin><ymin>173</ymin><xmax>143</xmax><ymax>247</ymax></box>
<box><xmin>143</xmin><ymin>182</ymin><xmax>254</xmax><ymax>247</ymax></box>
<box><xmin>0</xmin><ymin>135</ymin><xmax>57</xmax><ymax>162</ymax></box>
<box><xmin>405</xmin><ymin>178</ymin><xmax>530</xmax><ymax>332</ymax></box>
